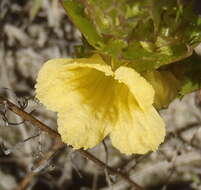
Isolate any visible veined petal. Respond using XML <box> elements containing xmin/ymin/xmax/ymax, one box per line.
<box><xmin>110</xmin><ymin>104</ymin><xmax>165</xmax><ymax>155</ymax></box>
<box><xmin>115</xmin><ymin>66</ymin><xmax>155</xmax><ymax>110</ymax></box>
<box><xmin>36</xmin><ymin>54</ymin><xmax>123</xmax><ymax>149</ymax></box>
<box><xmin>35</xmin><ymin>54</ymin><xmax>165</xmax><ymax>153</ymax></box>
<box><xmin>109</xmin><ymin>81</ymin><xmax>165</xmax><ymax>155</ymax></box>
<box><xmin>35</xmin><ymin>54</ymin><xmax>113</xmax><ymax>112</ymax></box>
<box><xmin>57</xmin><ymin>73</ymin><xmax>156</xmax><ymax>150</ymax></box>
<box><xmin>55</xmin><ymin>67</ymin><xmax>119</xmax><ymax>149</ymax></box>
<box><xmin>55</xmin><ymin>67</ymin><xmax>118</xmax><ymax>149</ymax></box>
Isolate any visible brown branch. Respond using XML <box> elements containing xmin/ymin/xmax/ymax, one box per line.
<box><xmin>0</xmin><ymin>96</ymin><xmax>143</xmax><ymax>190</ymax></box>
<box><xmin>0</xmin><ymin>96</ymin><xmax>60</xmax><ymax>139</ymax></box>
<box><xmin>14</xmin><ymin>140</ymin><xmax>65</xmax><ymax>190</ymax></box>
<box><xmin>78</xmin><ymin>149</ymin><xmax>142</xmax><ymax>189</ymax></box>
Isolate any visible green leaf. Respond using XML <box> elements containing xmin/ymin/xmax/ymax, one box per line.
<box><xmin>124</xmin><ymin>42</ymin><xmax>193</xmax><ymax>72</ymax></box>
<box><xmin>176</xmin><ymin>54</ymin><xmax>201</xmax><ymax>97</ymax></box>
<box><xmin>61</xmin><ymin>0</ymin><xmax>104</xmax><ymax>49</ymax></box>
<box><xmin>180</xmin><ymin>79</ymin><xmax>200</xmax><ymax>96</ymax></box>
<box><xmin>61</xmin><ymin>0</ymin><xmax>201</xmax><ymax>71</ymax></box>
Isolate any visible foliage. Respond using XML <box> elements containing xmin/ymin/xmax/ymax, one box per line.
<box><xmin>174</xmin><ymin>54</ymin><xmax>201</xmax><ymax>97</ymax></box>
<box><xmin>61</xmin><ymin>0</ymin><xmax>201</xmax><ymax>72</ymax></box>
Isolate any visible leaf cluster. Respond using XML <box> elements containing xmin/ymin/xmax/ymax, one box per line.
<box><xmin>62</xmin><ymin>0</ymin><xmax>201</xmax><ymax>72</ymax></box>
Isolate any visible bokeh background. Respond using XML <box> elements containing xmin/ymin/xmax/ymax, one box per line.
<box><xmin>1</xmin><ymin>0</ymin><xmax>201</xmax><ymax>190</ymax></box>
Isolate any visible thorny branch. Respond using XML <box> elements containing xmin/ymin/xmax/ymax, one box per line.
<box><xmin>0</xmin><ymin>96</ymin><xmax>143</xmax><ymax>190</ymax></box>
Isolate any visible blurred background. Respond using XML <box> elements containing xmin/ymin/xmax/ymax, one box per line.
<box><xmin>1</xmin><ymin>0</ymin><xmax>201</xmax><ymax>190</ymax></box>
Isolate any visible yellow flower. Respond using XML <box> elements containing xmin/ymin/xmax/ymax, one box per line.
<box><xmin>35</xmin><ymin>54</ymin><xmax>165</xmax><ymax>155</ymax></box>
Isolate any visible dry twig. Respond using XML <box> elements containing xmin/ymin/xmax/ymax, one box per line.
<box><xmin>14</xmin><ymin>140</ymin><xmax>65</xmax><ymax>190</ymax></box>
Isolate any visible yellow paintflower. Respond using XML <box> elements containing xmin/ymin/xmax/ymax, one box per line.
<box><xmin>35</xmin><ymin>54</ymin><xmax>165</xmax><ymax>155</ymax></box>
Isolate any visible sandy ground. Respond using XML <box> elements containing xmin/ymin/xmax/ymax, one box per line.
<box><xmin>1</xmin><ymin>1</ymin><xmax>201</xmax><ymax>190</ymax></box>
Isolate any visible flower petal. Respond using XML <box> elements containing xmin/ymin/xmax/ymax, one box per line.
<box><xmin>110</xmin><ymin>88</ymin><xmax>165</xmax><ymax>155</ymax></box>
<box><xmin>36</xmin><ymin>54</ymin><xmax>165</xmax><ymax>153</ymax></box>
<box><xmin>57</xmin><ymin>108</ymin><xmax>110</xmax><ymax>149</ymax></box>
<box><xmin>57</xmin><ymin>73</ymin><xmax>155</xmax><ymax>150</ymax></box>
<box><xmin>35</xmin><ymin>58</ymin><xmax>72</xmax><ymax>112</ymax></box>
<box><xmin>115</xmin><ymin>66</ymin><xmax>154</xmax><ymax>110</ymax></box>
<box><xmin>55</xmin><ymin>66</ymin><xmax>120</xmax><ymax>149</ymax></box>
<box><xmin>35</xmin><ymin>54</ymin><xmax>113</xmax><ymax>112</ymax></box>
<box><xmin>36</xmin><ymin>54</ymin><xmax>124</xmax><ymax>149</ymax></box>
